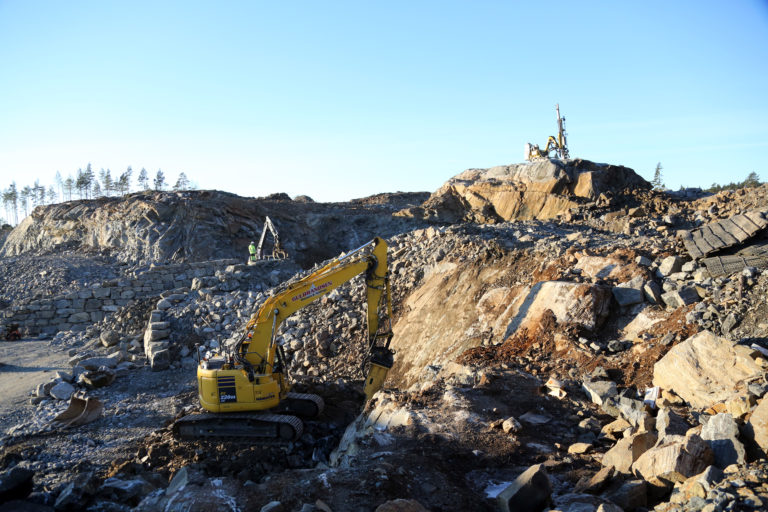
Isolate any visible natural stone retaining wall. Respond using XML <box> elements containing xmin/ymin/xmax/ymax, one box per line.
<box><xmin>2</xmin><ymin>258</ymin><xmax>243</xmax><ymax>336</ymax></box>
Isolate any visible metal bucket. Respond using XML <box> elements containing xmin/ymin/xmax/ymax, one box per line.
<box><xmin>52</xmin><ymin>395</ymin><xmax>104</xmax><ymax>428</ymax></box>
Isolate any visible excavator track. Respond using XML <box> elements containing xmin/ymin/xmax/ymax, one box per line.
<box><xmin>172</xmin><ymin>412</ymin><xmax>303</xmax><ymax>442</ymax></box>
<box><xmin>282</xmin><ymin>392</ymin><xmax>325</xmax><ymax>418</ymax></box>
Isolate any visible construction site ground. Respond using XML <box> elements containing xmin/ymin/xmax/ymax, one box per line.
<box><xmin>1</xmin><ymin>180</ymin><xmax>768</xmax><ymax>511</ymax></box>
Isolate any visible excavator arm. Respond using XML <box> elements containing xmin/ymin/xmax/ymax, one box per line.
<box><xmin>237</xmin><ymin>237</ymin><xmax>393</xmax><ymax>396</ymax></box>
<box><xmin>255</xmin><ymin>216</ymin><xmax>286</xmax><ymax>260</ymax></box>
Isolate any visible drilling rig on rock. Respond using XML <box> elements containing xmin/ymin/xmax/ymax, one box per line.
<box><xmin>524</xmin><ymin>104</ymin><xmax>570</xmax><ymax>161</ymax></box>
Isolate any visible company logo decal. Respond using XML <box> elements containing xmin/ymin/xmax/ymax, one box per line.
<box><xmin>218</xmin><ymin>376</ymin><xmax>237</xmax><ymax>403</ymax></box>
<box><xmin>291</xmin><ymin>281</ymin><xmax>332</xmax><ymax>302</ymax></box>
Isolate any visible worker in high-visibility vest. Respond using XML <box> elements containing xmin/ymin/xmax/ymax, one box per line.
<box><xmin>248</xmin><ymin>241</ymin><xmax>257</xmax><ymax>263</ymax></box>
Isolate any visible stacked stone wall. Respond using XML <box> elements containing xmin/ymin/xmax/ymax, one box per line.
<box><xmin>2</xmin><ymin>258</ymin><xmax>240</xmax><ymax>336</ymax></box>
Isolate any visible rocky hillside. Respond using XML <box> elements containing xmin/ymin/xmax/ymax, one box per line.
<box><xmin>0</xmin><ymin>190</ymin><xmax>430</xmax><ymax>267</ymax></box>
<box><xmin>1</xmin><ymin>162</ymin><xmax>768</xmax><ymax>512</ymax></box>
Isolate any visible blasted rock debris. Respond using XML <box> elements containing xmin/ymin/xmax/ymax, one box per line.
<box><xmin>0</xmin><ymin>165</ymin><xmax>767</xmax><ymax>511</ymax></box>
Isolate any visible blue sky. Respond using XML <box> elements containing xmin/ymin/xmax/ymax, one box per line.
<box><xmin>1</xmin><ymin>1</ymin><xmax>767</xmax><ymax>206</ymax></box>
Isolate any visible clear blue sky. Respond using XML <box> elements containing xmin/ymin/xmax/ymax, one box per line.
<box><xmin>1</xmin><ymin>1</ymin><xmax>767</xmax><ymax>205</ymax></box>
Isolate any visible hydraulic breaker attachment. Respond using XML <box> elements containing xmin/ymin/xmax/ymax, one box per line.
<box><xmin>364</xmin><ymin>346</ymin><xmax>394</xmax><ymax>401</ymax></box>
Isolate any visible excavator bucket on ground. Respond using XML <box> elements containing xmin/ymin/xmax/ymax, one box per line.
<box><xmin>52</xmin><ymin>395</ymin><xmax>104</xmax><ymax>428</ymax></box>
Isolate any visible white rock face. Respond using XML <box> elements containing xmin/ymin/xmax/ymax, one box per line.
<box><xmin>652</xmin><ymin>331</ymin><xmax>762</xmax><ymax>409</ymax></box>
<box><xmin>498</xmin><ymin>281</ymin><xmax>612</xmax><ymax>338</ymax></box>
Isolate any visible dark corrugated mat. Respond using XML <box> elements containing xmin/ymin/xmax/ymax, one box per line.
<box><xmin>703</xmin><ymin>254</ymin><xmax>768</xmax><ymax>277</ymax></box>
<box><xmin>683</xmin><ymin>209</ymin><xmax>768</xmax><ymax>259</ymax></box>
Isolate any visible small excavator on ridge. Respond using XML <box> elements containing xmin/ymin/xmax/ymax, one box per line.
<box><xmin>248</xmin><ymin>216</ymin><xmax>287</xmax><ymax>264</ymax></box>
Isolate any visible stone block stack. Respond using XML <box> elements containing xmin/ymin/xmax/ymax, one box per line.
<box><xmin>2</xmin><ymin>258</ymin><xmax>240</xmax><ymax>337</ymax></box>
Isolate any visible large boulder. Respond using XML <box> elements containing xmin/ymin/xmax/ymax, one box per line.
<box><xmin>652</xmin><ymin>331</ymin><xmax>762</xmax><ymax>409</ymax></box>
<box><xmin>76</xmin><ymin>355</ymin><xmax>120</xmax><ymax>371</ymax></box>
<box><xmin>656</xmin><ymin>408</ymin><xmax>691</xmax><ymax>442</ymax></box>
<box><xmin>398</xmin><ymin>159</ymin><xmax>649</xmax><ymax>222</ymax></box>
<box><xmin>49</xmin><ymin>381</ymin><xmax>75</xmax><ymax>400</ymax></box>
<box><xmin>631</xmin><ymin>434</ymin><xmax>714</xmax><ymax>481</ymax></box>
<box><xmin>743</xmin><ymin>397</ymin><xmax>768</xmax><ymax>458</ymax></box>
<box><xmin>99</xmin><ymin>330</ymin><xmax>122</xmax><ymax>348</ymax></box>
<box><xmin>701</xmin><ymin>413</ymin><xmax>745</xmax><ymax>468</ymax></box>
<box><xmin>0</xmin><ymin>467</ymin><xmax>34</xmax><ymax>503</ymax></box>
<box><xmin>497</xmin><ymin>464</ymin><xmax>552</xmax><ymax>512</ymax></box>
<box><xmin>602</xmin><ymin>431</ymin><xmax>658</xmax><ymax>474</ymax></box>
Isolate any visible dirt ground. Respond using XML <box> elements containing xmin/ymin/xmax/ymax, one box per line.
<box><xmin>0</xmin><ymin>346</ymin><xmax>199</xmax><ymax>493</ymax></box>
<box><xmin>0</xmin><ymin>339</ymin><xmax>69</xmax><ymax>423</ymax></box>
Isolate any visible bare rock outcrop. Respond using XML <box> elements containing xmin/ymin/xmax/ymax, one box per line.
<box><xmin>0</xmin><ymin>190</ymin><xmax>427</xmax><ymax>265</ymax></box>
<box><xmin>397</xmin><ymin>158</ymin><xmax>649</xmax><ymax>222</ymax></box>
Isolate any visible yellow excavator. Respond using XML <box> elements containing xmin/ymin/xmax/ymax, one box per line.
<box><xmin>174</xmin><ymin>237</ymin><xmax>395</xmax><ymax>441</ymax></box>
<box><xmin>524</xmin><ymin>103</ymin><xmax>570</xmax><ymax>161</ymax></box>
<box><xmin>249</xmin><ymin>216</ymin><xmax>287</xmax><ymax>264</ymax></box>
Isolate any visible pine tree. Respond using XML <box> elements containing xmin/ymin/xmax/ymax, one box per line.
<box><xmin>1</xmin><ymin>187</ymin><xmax>14</xmax><ymax>225</ymax></box>
<box><xmin>55</xmin><ymin>171</ymin><xmax>64</xmax><ymax>200</ymax></box>
<box><xmin>92</xmin><ymin>180</ymin><xmax>101</xmax><ymax>198</ymax></box>
<box><xmin>64</xmin><ymin>175</ymin><xmax>74</xmax><ymax>201</ymax></box>
<box><xmin>173</xmin><ymin>172</ymin><xmax>190</xmax><ymax>191</ymax></box>
<box><xmin>84</xmin><ymin>163</ymin><xmax>94</xmax><ymax>198</ymax></box>
<box><xmin>138</xmin><ymin>168</ymin><xmax>149</xmax><ymax>190</ymax></box>
<box><xmin>103</xmin><ymin>169</ymin><xmax>113</xmax><ymax>196</ymax></box>
<box><xmin>154</xmin><ymin>169</ymin><xmax>166</xmax><ymax>190</ymax></box>
<box><xmin>75</xmin><ymin>169</ymin><xmax>87</xmax><ymax>199</ymax></box>
<box><xmin>20</xmin><ymin>186</ymin><xmax>31</xmax><ymax>216</ymax></box>
<box><xmin>31</xmin><ymin>181</ymin><xmax>40</xmax><ymax>207</ymax></box>
<box><xmin>743</xmin><ymin>172</ymin><xmax>761</xmax><ymax>188</ymax></box>
<box><xmin>9</xmin><ymin>183</ymin><xmax>18</xmax><ymax>224</ymax></box>
<box><xmin>32</xmin><ymin>180</ymin><xmax>45</xmax><ymax>207</ymax></box>
<box><xmin>99</xmin><ymin>169</ymin><xmax>108</xmax><ymax>196</ymax></box>
<box><xmin>117</xmin><ymin>166</ymin><xmax>132</xmax><ymax>196</ymax></box>
<box><xmin>651</xmin><ymin>163</ymin><xmax>664</xmax><ymax>190</ymax></box>
<box><xmin>47</xmin><ymin>186</ymin><xmax>57</xmax><ymax>204</ymax></box>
